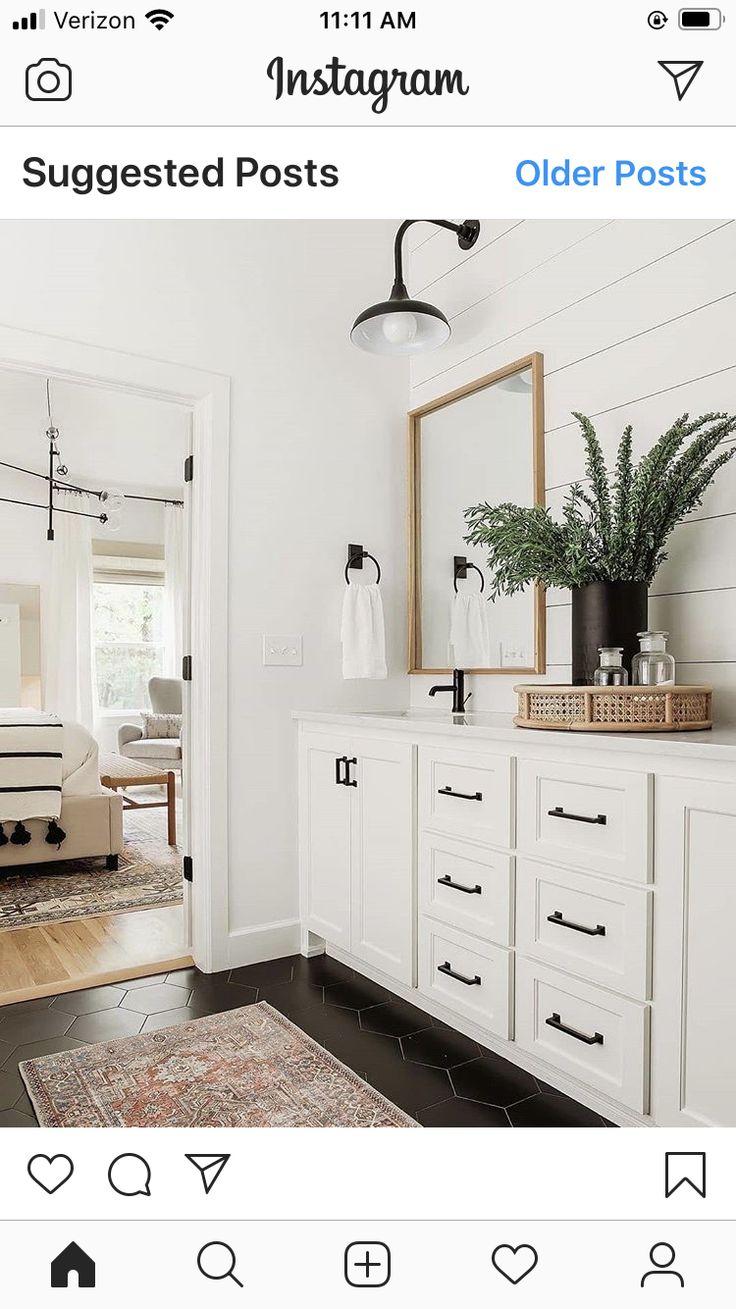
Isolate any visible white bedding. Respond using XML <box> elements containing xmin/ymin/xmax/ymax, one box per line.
<box><xmin>0</xmin><ymin>709</ymin><xmax>102</xmax><ymax>797</ymax></box>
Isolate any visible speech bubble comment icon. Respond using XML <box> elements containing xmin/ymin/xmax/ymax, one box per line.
<box><xmin>108</xmin><ymin>1153</ymin><xmax>152</xmax><ymax>1197</ymax></box>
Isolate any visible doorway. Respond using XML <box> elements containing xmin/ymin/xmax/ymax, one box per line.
<box><xmin>0</xmin><ymin>327</ymin><xmax>229</xmax><ymax>1003</ymax></box>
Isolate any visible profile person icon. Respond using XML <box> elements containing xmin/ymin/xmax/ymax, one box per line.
<box><xmin>641</xmin><ymin>1242</ymin><xmax>685</xmax><ymax>1287</ymax></box>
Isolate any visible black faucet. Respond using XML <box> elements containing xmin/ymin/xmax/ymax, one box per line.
<box><xmin>429</xmin><ymin>668</ymin><xmax>471</xmax><ymax>714</ymax></box>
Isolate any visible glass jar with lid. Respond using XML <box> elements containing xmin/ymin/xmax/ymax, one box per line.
<box><xmin>593</xmin><ymin>647</ymin><xmax>629</xmax><ymax>686</ymax></box>
<box><xmin>632</xmin><ymin>631</ymin><xmax>676</xmax><ymax>686</ymax></box>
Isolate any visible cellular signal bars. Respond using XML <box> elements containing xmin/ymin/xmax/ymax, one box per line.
<box><xmin>13</xmin><ymin>9</ymin><xmax>46</xmax><ymax>28</ymax></box>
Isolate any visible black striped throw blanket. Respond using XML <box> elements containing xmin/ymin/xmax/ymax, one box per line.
<box><xmin>0</xmin><ymin>713</ymin><xmax>63</xmax><ymax>823</ymax></box>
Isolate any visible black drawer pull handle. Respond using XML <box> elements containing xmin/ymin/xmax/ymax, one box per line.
<box><xmin>548</xmin><ymin>806</ymin><xmax>607</xmax><ymax>826</ymax></box>
<box><xmin>335</xmin><ymin>755</ymin><xmax>348</xmax><ymax>786</ymax></box>
<box><xmin>345</xmin><ymin>756</ymin><xmax>358</xmax><ymax>788</ymax></box>
<box><xmin>547</xmin><ymin>910</ymin><xmax>606</xmax><ymax>937</ymax></box>
<box><xmin>545</xmin><ymin>1012</ymin><xmax>604</xmax><ymax>1046</ymax></box>
<box><xmin>437</xmin><ymin>874</ymin><xmax>482</xmax><ymax>896</ymax></box>
<box><xmin>437</xmin><ymin>960</ymin><xmax>481</xmax><ymax>986</ymax></box>
<box><xmin>438</xmin><ymin>786</ymin><xmax>483</xmax><ymax>802</ymax></box>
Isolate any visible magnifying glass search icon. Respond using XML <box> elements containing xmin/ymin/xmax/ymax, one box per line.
<box><xmin>197</xmin><ymin>1241</ymin><xmax>244</xmax><ymax>1288</ymax></box>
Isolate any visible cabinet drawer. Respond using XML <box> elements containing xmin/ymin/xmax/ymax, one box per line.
<box><xmin>418</xmin><ymin>918</ymin><xmax>512</xmax><ymax>1038</ymax></box>
<box><xmin>419</xmin><ymin>746</ymin><xmax>513</xmax><ymax>848</ymax></box>
<box><xmin>516</xmin><ymin>859</ymin><xmax>651</xmax><ymax>999</ymax></box>
<box><xmin>515</xmin><ymin>957</ymin><xmax>649</xmax><ymax>1111</ymax></box>
<box><xmin>419</xmin><ymin>834</ymin><xmax>513</xmax><ymax>946</ymax></box>
<box><xmin>517</xmin><ymin>758</ymin><xmax>651</xmax><ymax>883</ymax></box>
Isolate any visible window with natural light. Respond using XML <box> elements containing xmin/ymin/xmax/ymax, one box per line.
<box><xmin>93</xmin><ymin>581</ymin><xmax>164</xmax><ymax>710</ymax></box>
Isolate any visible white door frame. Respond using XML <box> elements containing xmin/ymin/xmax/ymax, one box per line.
<box><xmin>0</xmin><ymin>323</ymin><xmax>230</xmax><ymax>972</ymax></box>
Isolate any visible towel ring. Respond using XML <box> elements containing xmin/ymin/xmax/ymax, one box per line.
<box><xmin>345</xmin><ymin>550</ymin><xmax>381</xmax><ymax>584</ymax></box>
<box><xmin>453</xmin><ymin>561</ymin><xmax>485</xmax><ymax>594</ymax></box>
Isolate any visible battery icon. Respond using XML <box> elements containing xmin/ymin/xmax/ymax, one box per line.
<box><xmin>679</xmin><ymin>7</ymin><xmax>723</xmax><ymax>26</ymax></box>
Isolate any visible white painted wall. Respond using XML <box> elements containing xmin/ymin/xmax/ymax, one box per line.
<box><xmin>0</xmin><ymin>221</ymin><xmax>407</xmax><ymax>962</ymax></box>
<box><xmin>408</xmin><ymin>219</ymin><xmax>736</xmax><ymax>723</ymax></box>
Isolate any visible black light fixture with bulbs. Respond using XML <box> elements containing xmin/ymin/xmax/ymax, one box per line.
<box><xmin>0</xmin><ymin>378</ymin><xmax>183</xmax><ymax>542</ymax></box>
<box><xmin>350</xmin><ymin>218</ymin><xmax>480</xmax><ymax>356</ymax></box>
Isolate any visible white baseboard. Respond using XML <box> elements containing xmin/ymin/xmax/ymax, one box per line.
<box><xmin>227</xmin><ymin>917</ymin><xmax>301</xmax><ymax>969</ymax></box>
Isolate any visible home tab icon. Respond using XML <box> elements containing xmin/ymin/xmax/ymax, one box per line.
<box><xmin>50</xmin><ymin>1242</ymin><xmax>96</xmax><ymax>1288</ymax></box>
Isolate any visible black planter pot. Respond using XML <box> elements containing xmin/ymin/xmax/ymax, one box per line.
<box><xmin>571</xmin><ymin>581</ymin><xmax>648</xmax><ymax>685</ymax></box>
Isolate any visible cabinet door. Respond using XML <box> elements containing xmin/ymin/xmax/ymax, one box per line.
<box><xmin>299</xmin><ymin>732</ymin><xmax>352</xmax><ymax>947</ymax></box>
<box><xmin>350</xmin><ymin>737</ymin><xmax>415</xmax><ymax>985</ymax></box>
<box><xmin>653</xmin><ymin>776</ymin><xmax>736</xmax><ymax>1127</ymax></box>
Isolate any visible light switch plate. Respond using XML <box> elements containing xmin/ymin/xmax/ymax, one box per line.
<box><xmin>262</xmin><ymin>634</ymin><xmax>303</xmax><ymax>666</ymax></box>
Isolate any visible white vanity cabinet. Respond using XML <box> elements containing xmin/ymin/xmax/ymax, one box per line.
<box><xmin>297</xmin><ymin>710</ymin><xmax>736</xmax><ymax>1126</ymax></box>
<box><xmin>299</xmin><ymin>728</ymin><xmax>414</xmax><ymax>985</ymax></box>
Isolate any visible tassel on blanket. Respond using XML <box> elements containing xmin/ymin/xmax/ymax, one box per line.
<box><xmin>10</xmin><ymin>821</ymin><xmax>31</xmax><ymax>846</ymax></box>
<box><xmin>0</xmin><ymin>823</ymin><xmax>6</xmax><ymax>847</ymax></box>
<box><xmin>46</xmin><ymin>819</ymin><xmax>66</xmax><ymax>849</ymax></box>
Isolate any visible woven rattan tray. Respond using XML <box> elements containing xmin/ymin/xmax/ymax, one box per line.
<box><xmin>514</xmin><ymin>684</ymin><xmax>713</xmax><ymax>732</ymax></box>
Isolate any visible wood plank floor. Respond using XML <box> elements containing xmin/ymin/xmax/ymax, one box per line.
<box><xmin>0</xmin><ymin>905</ymin><xmax>191</xmax><ymax>1006</ymax></box>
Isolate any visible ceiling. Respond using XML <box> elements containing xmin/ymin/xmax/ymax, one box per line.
<box><xmin>0</xmin><ymin>368</ymin><xmax>189</xmax><ymax>495</ymax></box>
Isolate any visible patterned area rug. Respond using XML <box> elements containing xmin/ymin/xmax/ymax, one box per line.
<box><xmin>20</xmin><ymin>1002</ymin><xmax>419</xmax><ymax>1128</ymax></box>
<box><xmin>0</xmin><ymin>809</ymin><xmax>182</xmax><ymax>930</ymax></box>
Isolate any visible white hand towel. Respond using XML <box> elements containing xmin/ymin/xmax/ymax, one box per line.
<box><xmin>449</xmin><ymin>591</ymin><xmax>492</xmax><ymax>669</ymax></box>
<box><xmin>341</xmin><ymin>582</ymin><xmax>387</xmax><ymax>679</ymax></box>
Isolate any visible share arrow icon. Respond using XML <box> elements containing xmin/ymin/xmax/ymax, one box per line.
<box><xmin>659</xmin><ymin>60</ymin><xmax>704</xmax><ymax>101</ymax></box>
<box><xmin>185</xmin><ymin>1153</ymin><xmax>231</xmax><ymax>1195</ymax></box>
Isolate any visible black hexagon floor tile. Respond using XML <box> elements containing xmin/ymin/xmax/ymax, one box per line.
<box><xmin>418</xmin><ymin>1097</ymin><xmax>511</xmax><ymax>1128</ymax></box>
<box><xmin>450</xmin><ymin>1055</ymin><xmax>539</xmax><ymax>1108</ymax></box>
<box><xmin>0</xmin><ymin>1007</ymin><xmax>74</xmax><ymax>1045</ymax></box>
<box><xmin>164</xmin><ymin>968</ymin><xmax>198</xmax><ymax>989</ymax></box>
<box><xmin>188</xmin><ymin>979</ymin><xmax>258</xmax><ymax>1015</ymax></box>
<box><xmin>0</xmin><ymin>1108</ymin><xmax>37</xmax><ymax>1127</ymax></box>
<box><xmin>52</xmin><ymin>986</ymin><xmax>126</xmax><ymax>1016</ymax></box>
<box><xmin>291</xmin><ymin>955</ymin><xmax>357</xmax><ymax>988</ymax></box>
<box><xmin>68</xmin><ymin>1009</ymin><xmax>146</xmax><ymax>1043</ymax></box>
<box><xmin>2</xmin><ymin>1035</ymin><xmax>87</xmax><ymax>1075</ymax></box>
<box><xmin>364</xmin><ymin>1059</ymin><xmax>454</xmax><ymax>1116</ymax></box>
<box><xmin>359</xmin><ymin>1001</ymin><xmax>434</xmax><ymax>1039</ymax></box>
<box><xmin>229</xmin><ymin>957</ymin><xmax>296</xmax><ymax>988</ymax></box>
<box><xmin>323</xmin><ymin>977</ymin><xmax>394</xmax><ymax>1011</ymax></box>
<box><xmin>0</xmin><ymin>1069</ymin><xmax>24</xmax><ymax>1110</ymax></box>
<box><xmin>401</xmin><ymin>1027</ymin><xmax>481</xmax><ymax>1069</ymax></box>
<box><xmin>507</xmin><ymin>1092</ymin><xmax>607</xmax><ymax>1128</ymax></box>
<box><xmin>120</xmin><ymin>973</ymin><xmax>170</xmax><ymax>989</ymax></box>
<box><xmin>141</xmin><ymin>1006</ymin><xmax>206</xmax><ymax>1032</ymax></box>
<box><xmin>120</xmin><ymin>984</ymin><xmax>194</xmax><ymax>1015</ymax></box>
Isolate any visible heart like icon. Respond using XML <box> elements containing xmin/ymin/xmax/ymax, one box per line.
<box><xmin>491</xmin><ymin>1243</ymin><xmax>539</xmax><ymax>1285</ymax></box>
<box><xmin>27</xmin><ymin>1154</ymin><xmax>74</xmax><ymax>1194</ymax></box>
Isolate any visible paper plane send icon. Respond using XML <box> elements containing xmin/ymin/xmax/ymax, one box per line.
<box><xmin>659</xmin><ymin>60</ymin><xmax>704</xmax><ymax>100</ymax></box>
<box><xmin>186</xmin><ymin>1153</ymin><xmax>230</xmax><ymax>1195</ymax></box>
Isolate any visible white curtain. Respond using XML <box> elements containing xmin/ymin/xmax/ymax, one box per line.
<box><xmin>42</xmin><ymin>494</ymin><xmax>96</xmax><ymax>730</ymax></box>
<box><xmin>163</xmin><ymin>503</ymin><xmax>185</xmax><ymax>676</ymax></box>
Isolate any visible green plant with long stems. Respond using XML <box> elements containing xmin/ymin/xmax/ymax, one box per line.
<box><xmin>464</xmin><ymin>411</ymin><xmax>736</xmax><ymax>600</ymax></box>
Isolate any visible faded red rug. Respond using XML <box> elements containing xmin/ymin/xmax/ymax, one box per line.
<box><xmin>20</xmin><ymin>1002</ymin><xmax>418</xmax><ymax>1128</ymax></box>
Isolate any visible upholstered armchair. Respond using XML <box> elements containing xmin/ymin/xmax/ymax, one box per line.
<box><xmin>117</xmin><ymin>676</ymin><xmax>183</xmax><ymax>772</ymax></box>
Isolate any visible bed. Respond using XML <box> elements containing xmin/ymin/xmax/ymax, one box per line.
<box><xmin>0</xmin><ymin>711</ymin><xmax>123</xmax><ymax>873</ymax></box>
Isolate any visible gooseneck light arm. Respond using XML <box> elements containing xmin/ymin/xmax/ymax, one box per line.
<box><xmin>391</xmin><ymin>219</ymin><xmax>481</xmax><ymax>292</ymax></box>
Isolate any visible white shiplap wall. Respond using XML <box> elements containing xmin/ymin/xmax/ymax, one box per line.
<box><xmin>407</xmin><ymin>219</ymin><xmax>736</xmax><ymax>721</ymax></box>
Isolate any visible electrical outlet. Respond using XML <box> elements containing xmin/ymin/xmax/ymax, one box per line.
<box><xmin>262</xmin><ymin>635</ymin><xmax>303</xmax><ymax>666</ymax></box>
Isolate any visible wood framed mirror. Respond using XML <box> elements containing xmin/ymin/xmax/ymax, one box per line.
<box><xmin>408</xmin><ymin>352</ymin><xmax>546</xmax><ymax>675</ymax></box>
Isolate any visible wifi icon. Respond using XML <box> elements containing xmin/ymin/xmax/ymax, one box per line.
<box><xmin>145</xmin><ymin>7</ymin><xmax>174</xmax><ymax>28</ymax></box>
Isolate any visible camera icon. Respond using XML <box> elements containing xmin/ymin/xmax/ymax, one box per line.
<box><xmin>25</xmin><ymin>58</ymin><xmax>72</xmax><ymax>101</ymax></box>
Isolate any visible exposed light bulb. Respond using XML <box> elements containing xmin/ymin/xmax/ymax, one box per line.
<box><xmin>100</xmin><ymin>487</ymin><xmax>125</xmax><ymax>515</ymax></box>
<box><xmin>100</xmin><ymin>513</ymin><xmax>121</xmax><ymax>534</ymax></box>
<box><xmin>382</xmin><ymin>312</ymin><xmax>418</xmax><ymax>345</ymax></box>
<box><xmin>55</xmin><ymin>463</ymin><xmax>69</xmax><ymax>478</ymax></box>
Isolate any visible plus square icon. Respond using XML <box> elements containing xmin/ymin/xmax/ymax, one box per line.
<box><xmin>344</xmin><ymin>1242</ymin><xmax>391</xmax><ymax>1288</ymax></box>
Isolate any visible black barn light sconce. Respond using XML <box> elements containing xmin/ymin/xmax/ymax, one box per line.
<box><xmin>350</xmin><ymin>218</ymin><xmax>480</xmax><ymax>356</ymax></box>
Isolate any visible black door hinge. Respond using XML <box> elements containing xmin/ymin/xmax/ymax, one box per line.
<box><xmin>184</xmin><ymin>454</ymin><xmax>194</xmax><ymax>483</ymax></box>
<box><xmin>183</xmin><ymin>855</ymin><xmax>193</xmax><ymax>883</ymax></box>
<box><xmin>182</xmin><ymin>654</ymin><xmax>192</xmax><ymax>681</ymax></box>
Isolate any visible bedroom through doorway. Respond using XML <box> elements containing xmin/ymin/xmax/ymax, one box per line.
<box><xmin>0</xmin><ymin>368</ymin><xmax>194</xmax><ymax>1005</ymax></box>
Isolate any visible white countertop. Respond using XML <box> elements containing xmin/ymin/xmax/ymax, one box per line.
<box><xmin>293</xmin><ymin>707</ymin><xmax>736</xmax><ymax>763</ymax></box>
